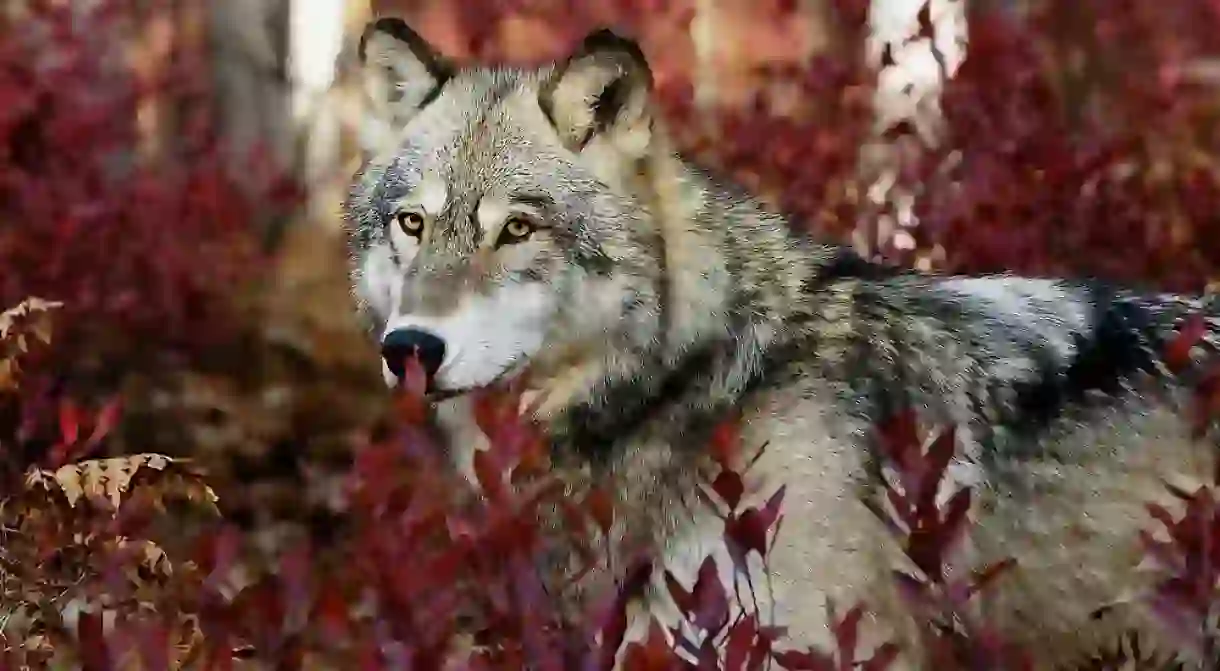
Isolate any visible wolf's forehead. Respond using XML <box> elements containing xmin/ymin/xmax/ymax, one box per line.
<box><xmin>398</xmin><ymin>69</ymin><xmax>565</xmax><ymax>184</ymax></box>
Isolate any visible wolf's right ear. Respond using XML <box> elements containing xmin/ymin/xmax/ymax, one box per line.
<box><xmin>540</xmin><ymin>29</ymin><xmax>653</xmax><ymax>155</ymax></box>
<box><xmin>358</xmin><ymin>18</ymin><xmax>453</xmax><ymax>127</ymax></box>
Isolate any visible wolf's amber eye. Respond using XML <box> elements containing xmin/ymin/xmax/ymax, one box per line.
<box><xmin>396</xmin><ymin>211</ymin><xmax>425</xmax><ymax>238</ymax></box>
<box><xmin>497</xmin><ymin>217</ymin><xmax>536</xmax><ymax>246</ymax></box>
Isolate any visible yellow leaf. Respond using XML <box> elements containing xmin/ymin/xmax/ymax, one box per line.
<box><xmin>24</xmin><ymin>453</ymin><xmax>219</xmax><ymax>515</ymax></box>
<box><xmin>30</xmin><ymin>312</ymin><xmax>53</xmax><ymax>345</ymax></box>
<box><xmin>0</xmin><ymin>297</ymin><xmax>62</xmax><ymax>340</ymax></box>
<box><xmin>116</xmin><ymin>538</ymin><xmax>173</xmax><ymax>577</ymax></box>
<box><xmin>52</xmin><ymin>464</ymin><xmax>84</xmax><ymax>508</ymax></box>
<box><xmin>145</xmin><ymin>453</ymin><xmax>170</xmax><ymax>471</ymax></box>
<box><xmin>0</xmin><ymin>359</ymin><xmax>18</xmax><ymax>391</ymax></box>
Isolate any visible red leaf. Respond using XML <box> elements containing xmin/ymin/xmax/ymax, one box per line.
<box><xmin>712</xmin><ymin>469</ymin><xmax>746</xmax><ymax>511</ymax></box>
<box><xmin>134</xmin><ymin>620</ymin><xmax>170</xmax><ymax>671</ymax></box>
<box><xmin>472</xmin><ymin>448</ymin><xmax>507</xmax><ymax>503</ymax></box>
<box><xmin>393</xmin><ymin>355</ymin><xmax>430</xmax><ymax>424</ymax></box>
<box><xmin>726</xmin><ymin>484</ymin><xmax>786</xmax><ymax>570</ymax></box>
<box><xmin>313</xmin><ymin>583</ymin><xmax>350</xmax><ymax>640</ymax></box>
<box><xmin>86</xmin><ymin>396</ymin><xmax>121</xmax><ymax>447</ymax></box>
<box><xmin>861</xmin><ymin>642</ymin><xmax>901</xmax><ymax>671</ymax></box>
<box><xmin>925</xmin><ymin>427</ymin><xmax>957</xmax><ymax>473</ymax></box>
<box><xmin>586</xmin><ymin>486</ymin><xmax>615</xmax><ymax>536</ymax></box>
<box><xmin>885</xmin><ymin>486</ymin><xmax>912</xmax><ymax>528</ymax></box>
<box><xmin>724</xmin><ymin>615</ymin><xmax>759</xmax><ymax>671</ymax></box>
<box><xmin>471</xmin><ymin>386</ymin><xmax>510</xmax><ymax>439</ymax></box>
<box><xmin>1165</xmin><ymin>312</ymin><xmax>1206</xmax><ymax>373</ymax></box>
<box><xmin>892</xmin><ymin>570</ymin><xmax>932</xmax><ymax>615</ymax></box>
<box><xmin>622</xmin><ymin>622</ymin><xmax>685</xmax><ymax>670</ymax></box>
<box><xmin>937</xmin><ymin>486</ymin><xmax>974</xmax><ymax>555</ymax></box>
<box><xmin>710</xmin><ymin>419</ymin><xmax>743</xmax><ymax>470</ymax></box>
<box><xmin>696</xmin><ymin>636</ymin><xmax>720</xmax><ymax>670</ymax></box>
<box><xmin>877</xmin><ymin>410</ymin><xmax>919</xmax><ymax>468</ymax></box>
<box><xmin>832</xmin><ymin>604</ymin><xmax>865</xmax><ymax>667</ymax></box>
<box><xmin>59</xmin><ymin>398</ymin><xmax>81</xmax><ymax>445</ymax></box>
<box><xmin>400</xmin><ymin>351</ymin><xmax>426</xmax><ymax>401</ymax></box>
<box><xmin>965</xmin><ymin>557</ymin><xmax>1017</xmax><ymax>601</ymax></box>
<box><xmin>197</xmin><ymin>526</ymin><xmax>242</xmax><ymax>589</ymax></box>
<box><xmin>595</xmin><ymin>560</ymin><xmax>654</xmax><ymax>671</ymax></box>
<box><xmin>772</xmin><ymin>648</ymin><xmax>836</xmax><ymax>671</ymax></box>
<box><xmin>1146</xmin><ymin>501</ymin><xmax>1180</xmax><ymax>532</ymax></box>
<box><xmin>760</xmin><ymin>485</ymin><xmax>786</xmax><ymax>531</ymax></box>
<box><xmin>203</xmin><ymin>641</ymin><xmax>235</xmax><ymax>671</ymax></box>
<box><xmin>691</xmin><ymin>556</ymin><xmax>730</xmax><ymax>633</ymax></box>
<box><xmin>278</xmin><ymin>542</ymin><xmax>312</xmax><ymax>622</ymax></box>
<box><xmin>77</xmin><ymin>611</ymin><xmax>111</xmax><ymax>671</ymax></box>
<box><xmin>727</xmin><ymin>509</ymin><xmax>770</xmax><ymax>561</ymax></box>
<box><xmin>914</xmin><ymin>428</ymin><xmax>956</xmax><ymax>522</ymax></box>
<box><xmin>358</xmin><ymin>639</ymin><xmax>385</xmax><ymax>671</ymax></box>
<box><xmin>665</xmin><ymin>569</ymin><xmax>696</xmax><ymax>616</ymax></box>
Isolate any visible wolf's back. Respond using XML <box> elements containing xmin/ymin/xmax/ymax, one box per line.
<box><xmin>728</xmin><ymin>271</ymin><xmax>1220</xmax><ymax>666</ymax></box>
<box><xmin>816</xmin><ymin>273</ymin><xmax>1220</xmax><ymax>444</ymax></box>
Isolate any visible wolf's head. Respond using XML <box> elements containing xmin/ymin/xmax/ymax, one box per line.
<box><xmin>345</xmin><ymin>18</ymin><xmax>668</xmax><ymax>395</ymax></box>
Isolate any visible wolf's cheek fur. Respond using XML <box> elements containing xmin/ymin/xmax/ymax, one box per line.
<box><xmin>386</xmin><ymin>281</ymin><xmax>556</xmax><ymax>391</ymax></box>
<box><xmin>356</xmin><ymin>243</ymin><xmax>398</xmax><ymax>326</ymax></box>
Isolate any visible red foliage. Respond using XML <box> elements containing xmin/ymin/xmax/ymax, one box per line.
<box><xmin>1141</xmin><ymin>484</ymin><xmax>1220</xmax><ymax>662</ymax></box>
<box><xmin>869</xmin><ymin>413</ymin><xmax>1031</xmax><ymax>670</ymax></box>
<box><xmin>0</xmin><ymin>1</ymin><xmax>297</xmax><ymax>449</ymax></box>
<box><xmin>911</xmin><ymin>2</ymin><xmax>1220</xmax><ymax>289</ymax></box>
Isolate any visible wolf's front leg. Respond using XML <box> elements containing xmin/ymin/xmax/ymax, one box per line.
<box><xmin>626</xmin><ymin>387</ymin><xmax>917</xmax><ymax>669</ymax></box>
<box><xmin>741</xmin><ymin>390</ymin><xmax>915</xmax><ymax>665</ymax></box>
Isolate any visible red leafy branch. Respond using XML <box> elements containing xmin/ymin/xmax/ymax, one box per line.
<box><xmin>869</xmin><ymin>411</ymin><xmax>1031</xmax><ymax>670</ymax></box>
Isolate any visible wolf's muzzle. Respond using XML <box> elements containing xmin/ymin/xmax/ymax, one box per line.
<box><xmin>381</xmin><ymin>328</ymin><xmax>446</xmax><ymax>382</ymax></box>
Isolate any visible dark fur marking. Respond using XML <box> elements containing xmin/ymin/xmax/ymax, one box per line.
<box><xmin>576</xmin><ymin>245</ymin><xmax>616</xmax><ymax>276</ymax></box>
<box><xmin>557</xmin><ymin>343</ymin><xmax>722</xmax><ymax>463</ymax></box>
<box><xmin>359</xmin><ymin>18</ymin><xmax>454</xmax><ymax>82</ymax></box>
<box><xmin>538</xmin><ymin>27</ymin><xmax>652</xmax><ymax>152</ymax></box>
<box><xmin>592</xmin><ymin>76</ymin><xmax>630</xmax><ymax>134</ymax></box>
<box><xmin>417</xmin><ymin>79</ymin><xmax>449</xmax><ymax>108</ymax></box>
<box><xmin>553</xmin><ymin>330</ymin><xmax>801</xmax><ymax>466</ymax></box>
<box><xmin>359</xmin><ymin>18</ymin><xmax>453</xmax><ymax>112</ymax></box>
<box><xmin>809</xmin><ymin>246</ymin><xmax>906</xmax><ymax>288</ymax></box>
<box><xmin>1007</xmin><ymin>283</ymin><xmax>1163</xmax><ymax>435</ymax></box>
<box><xmin>658</xmin><ymin>339</ymin><xmax>807</xmax><ymax>461</ymax></box>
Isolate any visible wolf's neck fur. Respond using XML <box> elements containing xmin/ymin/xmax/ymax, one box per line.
<box><xmin>530</xmin><ymin>137</ymin><xmax>836</xmax><ymax>463</ymax></box>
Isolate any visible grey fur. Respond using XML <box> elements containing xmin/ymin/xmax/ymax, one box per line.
<box><xmin>344</xmin><ymin>17</ymin><xmax>1219</xmax><ymax>668</ymax></box>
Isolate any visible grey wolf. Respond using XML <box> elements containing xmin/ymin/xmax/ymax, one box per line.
<box><xmin>343</xmin><ymin>16</ymin><xmax>1219</xmax><ymax>668</ymax></box>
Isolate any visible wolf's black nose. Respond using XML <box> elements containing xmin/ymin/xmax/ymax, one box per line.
<box><xmin>381</xmin><ymin>328</ymin><xmax>446</xmax><ymax>380</ymax></box>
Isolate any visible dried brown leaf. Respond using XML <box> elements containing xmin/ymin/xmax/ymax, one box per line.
<box><xmin>23</xmin><ymin>454</ymin><xmax>218</xmax><ymax>514</ymax></box>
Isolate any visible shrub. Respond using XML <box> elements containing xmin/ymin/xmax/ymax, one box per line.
<box><xmin>0</xmin><ymin>0</ymin><xmax>298</xmax><ymax>459</ymax></box>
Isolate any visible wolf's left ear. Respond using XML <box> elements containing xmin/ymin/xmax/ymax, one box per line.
<box><xmin>540</xmin><ymin>28</ymin><xmax>653</xmax><ymax>154</ymax></box>
<box><xmin>358</xmin><ymin>18</ymin><xmax>454</xmax><ymax>127</ymax></box>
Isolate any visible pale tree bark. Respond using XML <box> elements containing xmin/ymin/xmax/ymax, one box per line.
<box><xmin>287</xmin><ymin>0</ymin><xmax>374</xmax><ymax>232</ymax></box>
<box><xmin>209</xmin><ymin>0</ymin><xmax>294</xmax><ymax>170</ymax></box>
<box><xmin>856</xmin><ymin>0</ymin><xmax>969</xmax><ymax>268</ymax></box>
<box><xmin>208</xmin><ymin>0</ymin><xmax>297</xmax><ymax>246</ymax></box>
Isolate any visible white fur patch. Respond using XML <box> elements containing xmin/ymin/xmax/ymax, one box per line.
<box><xmin>358</xmin><ymin>245</ymin><xmax>398</xmax><ymax>318</ymax></box>
<box><xmin>939</xmin><ymin>277</ymin><xmax>1070</xmax><ymax>315</ymax></box>
<box><xmin>939</xmin><ymin>277</ymin><xmax>1090</xmax><ymax>356</ymax></box>
<box><xmin>384</xmin><ymin>281</ymin><xmax>556</xmax><ymax>390</ymax></box>
<box><xmin>417</xmin><ymin>174</ymin><xmax>448</xmax><ymax>216</ymax></box>
<box><xmin>476</xmin><ymin>198</ymin><xmax>510</xmax><ymax>234</ymax></box>
<box><xmin>360</xmin><ymin>29</ymin><xmax>442</xmax><ymax>124</ymax></box>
